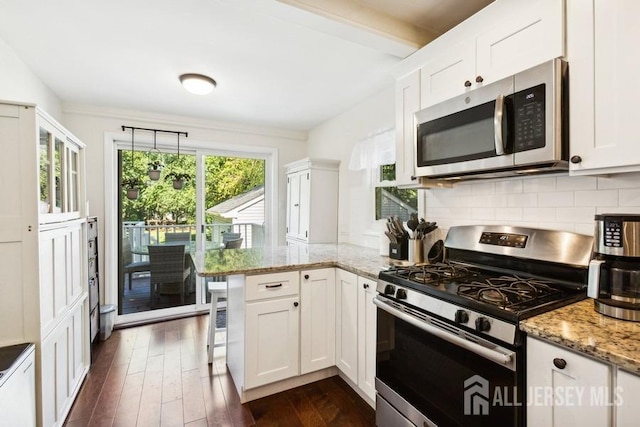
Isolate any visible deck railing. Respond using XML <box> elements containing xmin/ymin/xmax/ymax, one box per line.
<box><xmin>123</xmin><ymin>222</ymin><xmax>264</xmax><ymax>261</ymax></box>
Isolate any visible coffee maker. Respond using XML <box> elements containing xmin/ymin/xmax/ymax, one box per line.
<box><xmin>588</xmin><ymin>213</ymin><xmax>640</xmax><ymax>321</ymax></box>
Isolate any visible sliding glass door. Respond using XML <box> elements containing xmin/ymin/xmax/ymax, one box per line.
<box><xmin>116</xmin><ymin>144</ymin><xmax>265</xmax><ymax>323</ymax></box>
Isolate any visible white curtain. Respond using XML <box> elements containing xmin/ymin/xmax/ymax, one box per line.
<box><xmin>348</xmin><ymin>128</ymin><xmax>395</xmax><ymax>171</ymax></box>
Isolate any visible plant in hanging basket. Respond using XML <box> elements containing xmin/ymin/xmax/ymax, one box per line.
<box><xmin>165</xmin><ymin>172</ymin><xmax>191</xmax><ymax>190</ymax></box>
<box><xmin>147</xmin><ymin>160</ymin><xmax>164</xmax><ymax>181</ymax></box>
<box><xmin>121</xmin><ymin>177</ymin><xmax>145</xmax><ymax>200</ymax></box>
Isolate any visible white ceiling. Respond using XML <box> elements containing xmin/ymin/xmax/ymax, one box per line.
<box><xmin>0</xmin><ymin>0</ymin><xmax>492</xmax><ymax>131</ymax></box>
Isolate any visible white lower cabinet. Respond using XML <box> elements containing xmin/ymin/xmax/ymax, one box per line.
<box><xmin>357</xmin><ymin>276</ymin><xmax>377</xmax><ymax>402</ymax></box>
<box><xmin>335</xmin><ymin>269</ymin><xmax>377</xmax><ymax>404</ymax></box>
<box><xmin>300</xmin><ymin>268</ymin><xmax>335</xmax><ymax>374</ymax></box>
<box><xmin>616</xmin><ymin>369</ymin><xmax>640</xmax><ymax>427</ymax></box>
<box><xmin>527</xmin><ymin>337</ymin><xmax>612</xmax><ymax>427</ymax></box>
<box><xmin>335</xmin><ymin>269</ymin><xmax>359</xmax><ymax>384</ymax></box>
<box><xmin>0</xmin><ymin>345</ymin><xmax>36</xmax><ymax>426</ymax></box>
<box><xmin>41</xmin><ymin>298</ymin><xmax>88</xmax><ymax>427</ymax></box>
<box><xmin>245</xmin><ymin>296</ymin><xmax>300</xmax><ymax>389</ymax></box>
<box><xmin>243</xmin><ymin>271</ymin><xmax>300</xmax><ymax>390</ymax></box>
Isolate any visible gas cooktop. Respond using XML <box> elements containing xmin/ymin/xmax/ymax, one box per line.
<box><xmin>376</xmin><ymin>225</ymin><xmax>594</xmax><ymax>342</ymax></box>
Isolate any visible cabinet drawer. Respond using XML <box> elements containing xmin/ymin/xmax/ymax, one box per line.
<box><xmin>88</xmin><ymin>239</ymin><xmax>97</xmax><ymax>258</ymax></box>
<box><xmin>245</xmin><ymin>271</ymin><xmax>299</xmax><ymax>301</ymax></box>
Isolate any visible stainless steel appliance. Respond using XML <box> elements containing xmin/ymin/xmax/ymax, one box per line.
<box><xmin>414</xmin><ymin>59</ymin><xmax>568</xmax><ymax>180</ymax></box>
<box><xmin>375</xmin><ymin>225</ymin><xmax>592</xmax><ymax>427</ymax></box>
<box><xmin>588</xmin><ymin>213</ymin><xmax>640</xmax><ymax>321</ymax></box>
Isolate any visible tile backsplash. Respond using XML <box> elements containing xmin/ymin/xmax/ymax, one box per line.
<box><xmin>424</xmin><ymin>172</ymin><xmax>640</xmax><ymax>236</ymax></box>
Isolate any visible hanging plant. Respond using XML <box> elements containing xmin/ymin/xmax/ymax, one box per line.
<box><xmin>165</xmin><ymin>172</ymin><xmax>191</xmax><ymax>190</ymax></box>
<box><xmin>121</xmin><ymin>177</ymin><xmax>145</xmax><ymax>200</ymax></box>
<box><xmin>147</xmin><ymin>160</ymin><xmax>164</xmax><ymax>181</ymax></box>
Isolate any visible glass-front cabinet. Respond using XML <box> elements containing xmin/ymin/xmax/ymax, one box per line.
<box><xmin>38</xmin><ymin>115</ymin><xmax>84</xmax><ymax>223</ymax></box>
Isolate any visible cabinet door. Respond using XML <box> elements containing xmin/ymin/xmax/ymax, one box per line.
<box><xmin>475</xmin><ymin>0</ymin><xmax>564</xmax><ymax>85</ymax></box>
<box><xmin>335</xmin><ymin>269</ymin><xmax>358</xmax><ymax>384</ymax></box>
<box><xmin>41</xmin><ymin>319</ymin><xmax>70</xmax><ymax>427</ymax></box>
<box><xmin>300</xmin><ymin>268</ymin><xmax>336</xmax><ymax>374</ymax></box>
<box><xmin>286</xmin><ymin>171</ymin><xmax>307</xmax><ymax>240</ymax></box>
<box><xmin>245</xmin><ymin>296</ymin><xmax>299</xmax><ymax>389</ymax></box>
<box><xmin>616</xmin><ymin>370</ymin><xmax>640</xmax><ymax>427</ymax></box>
<box><xmin>420</xmin><ymin>39</ymin><xmax>475</xmax><ymax>108</ymax></box>
<box><xmin>395</xmin><ymin>70</ymin><xmax>421</xmax><ymax>185</ymax></box>
<box><xmin>357</xmin><ymin>276</ymin><xmax>377</xmax><ymax>402</ymax></box>
<box><xmin>568</xmin><ymin>0</ymin><xmax>640</xmax><ymax>174</ymax></box>
<box><xmin>527</xmin><ymin>337</ymin><xmax>612</xmax><ymax>427</ymax></box>
<box><xmin>0</xmin><ymin>348</ymin><xmax>36</xmax><ymax>427</ymax></box>
<box><xmin>298</xmin><ymin>170</ymin><xmax>310</xmax><ymax>241</ymax></box>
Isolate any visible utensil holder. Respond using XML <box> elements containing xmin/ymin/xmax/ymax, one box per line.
<box><xmin>389</xmin><ymin>240</ymin><xmax>408</xmax><ymax>260</ymax></box>
<box><xmin>408</xmin><ymin>239</ymin><xmax>424</xmax><ymax>264</ymax></box>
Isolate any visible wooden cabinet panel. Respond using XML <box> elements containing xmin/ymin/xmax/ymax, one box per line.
<box><xmin>335</xmin><ymin>269</ymin><xmax>358</xmax><ymax>384</ymax></box>
<box><xmin>245</xmin><ymin>296</ymin><xmax>300</xmax><ymax>389</ymax></box>
<box><xmin>357</xmin><ymin>276</ymin><xmax>377</xmax><ymax>401</ymax></box>
<box><xmin>245</xmin><ymin>271</ymin><xmax>299</xmax><ymax>301</ymax></box>
<box><xmin>395</xmin><ymin>70</ymin><xmax>421</xmax><ymax>185</ymax></box>
<box><xmin>420</xmin><ymin>40</ymin><xmax>475</xmax><ymax>108</ymax></box>
<box><xmin>616</xmin><ymin>369</ymin><xmax>640</xmax><ymax>427</ymax></box>
<box><xmin>568</xmin><ymin>0</ymin><xmax>640</xmax><ymax>174</ymax></box>
<box><xmin>527</xmin><ymin>337</ymin><xmax>611</xmax><ymax>427</ymax></box>
<box><xmin>300</xmin><ymin>268</ymin><xmax>336</xmax><ymax>374</ymax></box>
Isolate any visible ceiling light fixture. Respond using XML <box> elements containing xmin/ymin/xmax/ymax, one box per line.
<box><xmin>179</xmin><ymin>73</ymin><xmax>217</xmax><ymax>95</ymax></box>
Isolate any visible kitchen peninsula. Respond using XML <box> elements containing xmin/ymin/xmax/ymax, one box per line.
<box><xmin>191</xmin><ymin>243</ymin><xmax>383</xmax><ymax>405</ymax></box>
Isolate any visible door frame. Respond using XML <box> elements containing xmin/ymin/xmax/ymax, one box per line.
<box><xmin>103</xmin><ymin>130</ymin><xmax>278</xmax><ymax>326</ymax></box>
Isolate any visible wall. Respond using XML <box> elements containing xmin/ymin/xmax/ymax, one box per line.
<box><xmin>307</xmin><ymin>85</ymin><xmax>395</xmax><ymax>248</ymax></box>
<box><xmin>62</xmin><ymin>105</ymin><xmax>306</xmax><ymax>245</ymax></box>
<box><xmin>0</xmin><ymin>37</ymin><xmax>61</xmax><ymax>118</ymax></box>
<box><xmin>425</xmin><ymin>173</ymin><xmax>640</xmax><ymax>236</ymax></box>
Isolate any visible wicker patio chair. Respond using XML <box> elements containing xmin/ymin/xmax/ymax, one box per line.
<box><xmin>122</xmin><ymin>239</ymin><xmax>150</xmax><ymax>290</ymax></box>
<box><xmin>148</xmin><ymin>244</ymin><xmax>191</xmax><ymax>308</ymax></box>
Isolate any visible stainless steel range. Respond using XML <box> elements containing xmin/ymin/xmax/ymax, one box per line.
<box><xmin>375</xmin><ymin>225</ymin><xmax>593</xmax><ymax>427</ymax></box>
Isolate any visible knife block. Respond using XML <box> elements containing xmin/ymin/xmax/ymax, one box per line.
<box><xmin>389</xmin><ymin>240</ymin><xmax>408</xmax><ymax>260</ymax></box>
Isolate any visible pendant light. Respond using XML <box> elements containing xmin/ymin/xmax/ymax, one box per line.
<box><xmin>147</xmin><ymin>130</ymin><xmax>164</xmax><ymax>181</ymax></box>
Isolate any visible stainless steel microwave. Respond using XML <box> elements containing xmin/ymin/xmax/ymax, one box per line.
<box><xmin>414</xmin><ymin>58</ymin><xmax>568</xmax><ymax>180</ymax></box>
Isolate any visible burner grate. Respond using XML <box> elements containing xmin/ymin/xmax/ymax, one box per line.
<box><xmin>394</xmin><ymin>263</ymin><xmax>476</xmax><ymax>286</ymax></box>
<box><xmin>457</xmin><ymin>275</ymin><xmax>561</xmax><ymax>310</ymax></box>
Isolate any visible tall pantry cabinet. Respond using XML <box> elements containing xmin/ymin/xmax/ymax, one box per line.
<box><xmin>285</xmin><ymin>158</ymin><xmax>340</xmax><ymax>245</ymax></box>
<box><xmin>0</xmin><ymin>101</ymin><xmax>89</xmax><ymax>427</ymax></box>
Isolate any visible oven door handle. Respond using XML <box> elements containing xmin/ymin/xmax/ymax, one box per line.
<box><xmin>373</xmin><ymin>297</ymin><xmax>515</xmax><ymax>370</ymax></box>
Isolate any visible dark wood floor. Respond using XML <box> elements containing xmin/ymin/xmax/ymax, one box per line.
<box><xmin>64</xmin><ymin>314</ymin><xmax>375</xmax><ymax>426</ymax></box>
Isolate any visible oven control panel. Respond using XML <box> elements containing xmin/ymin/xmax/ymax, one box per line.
<box><xmin>479</xmin><ymin>232</ymin><xmax>528</xmax><ymax>248</ymax></box>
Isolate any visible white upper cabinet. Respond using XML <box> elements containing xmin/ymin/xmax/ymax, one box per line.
<box><xmin>395</xmin><ymin>70</ymin><xmax>421</xmax><ymax>186</ymax></box>
<box><xmin>285</xmin><ymin>158</ymin><xmax>339</xmax><ymax>244</ymax></box>
<box><xmin>417</xmin><ymin>0</ymin><xmax>564</xmax><ymax>109</ymax></box>
<box><xmin>38</xmin><ymin>114</ymin><xmax>85</xmax><ymax>223</ymax></box>
<box><xmin>567</xmin><ymin>0</ymin><xmax>640</xmax><ymax>174</ymax></box>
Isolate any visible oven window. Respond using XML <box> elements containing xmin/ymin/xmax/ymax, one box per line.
<box><xmin>376</xmin><ymin>308</ymin><xmax>523</xmax><ymax>426</ymax></box>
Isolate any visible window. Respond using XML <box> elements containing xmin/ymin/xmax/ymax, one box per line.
<box><xmin>375</xmin><ymin>164</ymin><xmax>417</xmax><ymax>221</ymax></box>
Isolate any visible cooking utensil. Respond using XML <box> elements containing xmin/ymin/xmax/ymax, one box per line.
<box><xmin>407</xmin><ymin>213</ymin><xmax>419</xmax><ymax>238</ymax></box>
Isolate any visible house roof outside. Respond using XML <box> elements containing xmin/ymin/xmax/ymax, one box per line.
<box><xmin>207</xmin><ymin>185</ymin><xmax>265</xmax><ymax>216</ymax></box>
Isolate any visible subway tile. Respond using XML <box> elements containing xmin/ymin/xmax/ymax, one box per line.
<box><xmin>595</xmin><ymin>206</ymin><xmax>640</xmax><ymax>215</ymax></box>
<box><xmin>574</xmin><ymin>223</ymin><xmax>595</xmax><ymax>236</ymax></box>
<box><xmin>556</xmin><ymin>207</ymin><xmax>596</xmax><ymax>223</ymax></box>
<box><xmin>495</xmin><ymin>208</ymin><xmax>523</xmax><ymax>221</ymax></box>
<box><xmin>471</xmin><ymin>182</ymin><xmax>495</xmax><ymax>195</ymax></box>
<box><xmin>452</xmin><ymin>183</ymin><xmax>473</xmax><ymax>196</ymax></box>
<box><xmin>507</xmin><ymin>193</ymin><xmax>538</xmax><ymax>208</ymax></box>
<box><xmin>523</xmin><ymin>207</ymin><xmax>556</xmax><ymax>222</ymax></box>
<box><xmin>523</xmin><ymin>177</ymin><xmax>556</xmax><ymax>193</ymax></box>
<box><xmin>574</xmin><ymin>190</ymin><xmax>618</xmax><ymax>207</ymax></box>
<box><xmin>619</xmin><ymin>189</ymin><xmax>640</xmax><ymax>207</ymax></box>
<box><xmin>556</xmin><ymin>176</ymin><xmax>597</xmax><ymax>191</ymax></box>
<box><xmin>538</xmin><ymin>192</ymin><xmax>574</xmax><ymax>207</ymax></box>
<box><xmin>495</xmin><ymin>179</ymin><xmax>523</xmax><ymax>194</ymax></box>
<box><xmin>471</xmin><ymin>208</ymin><xmax>495</xmax><ymax>220</ymax></box>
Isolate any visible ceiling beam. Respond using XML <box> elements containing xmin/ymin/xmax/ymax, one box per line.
<box><xmin>272</xmin><ymin>0</ymin><xmax>439</xmax><ymax>58</ymax></box>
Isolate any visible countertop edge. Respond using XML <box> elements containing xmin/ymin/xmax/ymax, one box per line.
<box><xmin>520</xmin><ymin>301</ymin><xmax>640</xmax><ymax>374</ymax></box>
<box><xmin>201</xmin><ymin>261</ymin><xmax>379</xmax><ymax>281</ymax></box>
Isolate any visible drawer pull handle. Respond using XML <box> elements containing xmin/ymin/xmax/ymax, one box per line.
<box><xmin>265</xmin><ymin>283</ymin><xmax>283</xmax><ymax>289</ymax></box>
<box><xmin>553</xmin><ymin>358</ymin><xmax>567</xmax><ymax>369</ymax></box>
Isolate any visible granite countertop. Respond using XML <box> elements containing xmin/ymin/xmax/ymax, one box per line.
<box><xmin>190</xmin><ymin>243</ymin><xmax>390</xmax><ymax>280</ymax></box>
<box><xmin>521</xmin><ymin>299</ymin><xmax>640</xmax><ymax>373</ymax></box>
